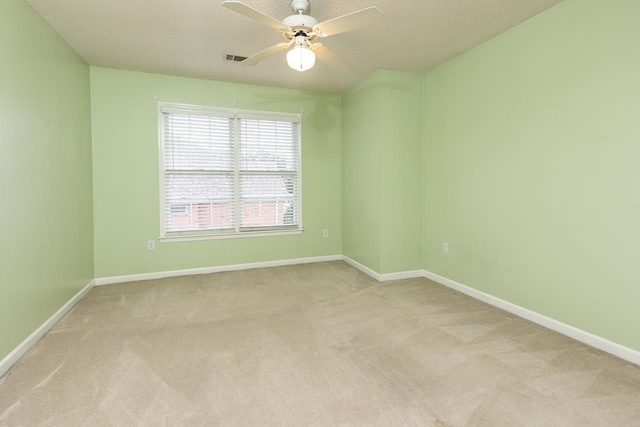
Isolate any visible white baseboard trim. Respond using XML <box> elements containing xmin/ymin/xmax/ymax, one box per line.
<box><xmin>0</xmin><ymin>280</ymin><xmax>95</xmax><ymax>379</ymax></box>
<box><xmin>95</xmin><ymin>255</ymin><xmax>343</xmax><ymax>286</ymax></box>
<box><xmin>342</xmin><ymin>256</ymin><xmax>382</xmax><ymax>281</ymax></box>
<box><xmin>423</xmin><ymin>270</ymin><xmax>640</xmax><ymax>366</ymax></box>
<box><xmin>380</xmin><ymin>270</ymin><xmax>426</xmax><ymax>282</ymax></box>
<box><xmin>341</xmin><ymin>256</ymin><xmax>423</xmax><ymax>282</ymax></box>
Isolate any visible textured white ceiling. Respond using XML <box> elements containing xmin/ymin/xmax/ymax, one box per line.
<box><xmin>26</xmin><ymin>0</ymin><xmax>563</xmax><ymax>93</ymax></box>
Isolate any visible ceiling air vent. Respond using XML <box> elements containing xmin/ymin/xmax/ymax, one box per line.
<box><xmin>224</xmin><ymin>54</ymin><xmax>248</xmax><ymax>63</ymax></box>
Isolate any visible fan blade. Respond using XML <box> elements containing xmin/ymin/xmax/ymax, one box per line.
<box><xmin>313</xmin><ymin>6</ymin><xmax>384</xmax><ymax>37</ymax></box>
<box><xmin>312</xmin><ymin>44</ymin><xmax>351</xmax><ymax>73</ymax></box>
<box><xmin>222</xmin><ymin>1</ymin><xmax>287</xmax><ymax>31</ymax></box>
<box><xmin>240</xmin><ymin>42</ymin><xmax>291</xmax><ymax>66</ymax></box>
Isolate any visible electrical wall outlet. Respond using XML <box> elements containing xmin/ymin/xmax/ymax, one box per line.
<box><xmin>442</xmin><ymin>242</ymin><xmax>449</xmax><ymax>254</ymax></box>
<box><xmin>322</xmin><ymin>229</ymin><xmax>329</xmax><ymax>238</ymax></box>
<box><xmin>148</xmin><ymin>240</ymin><xmax>156</xmax><ymax>250</ymax></box>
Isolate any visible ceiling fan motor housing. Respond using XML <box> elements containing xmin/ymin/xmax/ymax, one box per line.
<box><xmin>282</xmin><ymin>13</ymin><xmax>318</xmax><ymax>37</ymax></box>
<box><xmin>283</xmin><ymin>14</ymin><xmax>317</xmax><ymax>28</ymax></box>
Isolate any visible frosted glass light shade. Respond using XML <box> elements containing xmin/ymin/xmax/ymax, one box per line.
<box><xmin>286</xmin><ymin>44</ymin><xmax>316</xmax><ymax>72</ymax></box>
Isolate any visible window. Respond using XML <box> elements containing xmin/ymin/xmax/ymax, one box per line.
<box><xmin>158</xmin><ymin>102</ymin><xmax>302</xmax><ymax>240</ymax></box>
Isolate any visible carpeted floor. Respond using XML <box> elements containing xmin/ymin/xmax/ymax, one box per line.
<box><xmin>1</xmin><ymin>261</ymin><xmax>639</xmax><ymax>426</ymax></box>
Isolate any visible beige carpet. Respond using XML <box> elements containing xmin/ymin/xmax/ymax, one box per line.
<box><xmin>1</xmin><ymin>261</ymin><xmax>639</xmax><ymax>426</ymax></box>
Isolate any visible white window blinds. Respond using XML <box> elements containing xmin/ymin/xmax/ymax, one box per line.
<box><xmin>238</xmin><ymin>117</ymin><xmax>299</xmax><ymax>230</ymax></box>
<box><xmin>159</xmin><ymin>103</ymin><xmax>302</xmax><ymax>239</ymax></box>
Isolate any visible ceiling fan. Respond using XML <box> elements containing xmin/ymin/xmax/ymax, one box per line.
<box><xmin>222</xmin><ymin>0</ymin><xmax>384</xmax><ymax>72</ymax></box>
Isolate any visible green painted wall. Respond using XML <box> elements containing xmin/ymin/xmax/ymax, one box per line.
<box><xmin>378</xmin><ymin>70</ymin><xmax>423</xmax><ymax>274</ymax></box>
<box><xmin>342</xmin><ymin>70</ymin><xmax>422</xmax><ymax>274</ymax></box>
<box><xmin>422</xmin><ymin>0</ymin><xmax>640</xmax><ymax>350</ymax></box>
<box><xmin>0</xmin><ymin>0</ymin><xmax>94</xmax><ymax>360</ymax></box>
<box><xmin>90</xmin><ymin>67</ymin><xmax>342</xmax><ymax>277</ymax></box>
<box><xmin>342</xmin><ymin>72</ymin><xmax>381</xmax><ymax>272</ymax></box>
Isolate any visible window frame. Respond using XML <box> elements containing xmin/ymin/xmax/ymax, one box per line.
<box><xmin>157</xmin><ymin>101</ymin><xmax>303</xmax><ymax>242</ymax></box>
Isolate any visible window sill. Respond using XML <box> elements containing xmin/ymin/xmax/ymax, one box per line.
<box><xmin>159</xmin><ymin>228</ymin><xmax>304</xmax><ymax>243</ymax></box>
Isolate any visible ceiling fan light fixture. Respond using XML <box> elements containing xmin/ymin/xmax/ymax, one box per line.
<box><xmin>286</xmin><ymin>43</ymin><xmax>316</xmax><ymax>72</ymax></box>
